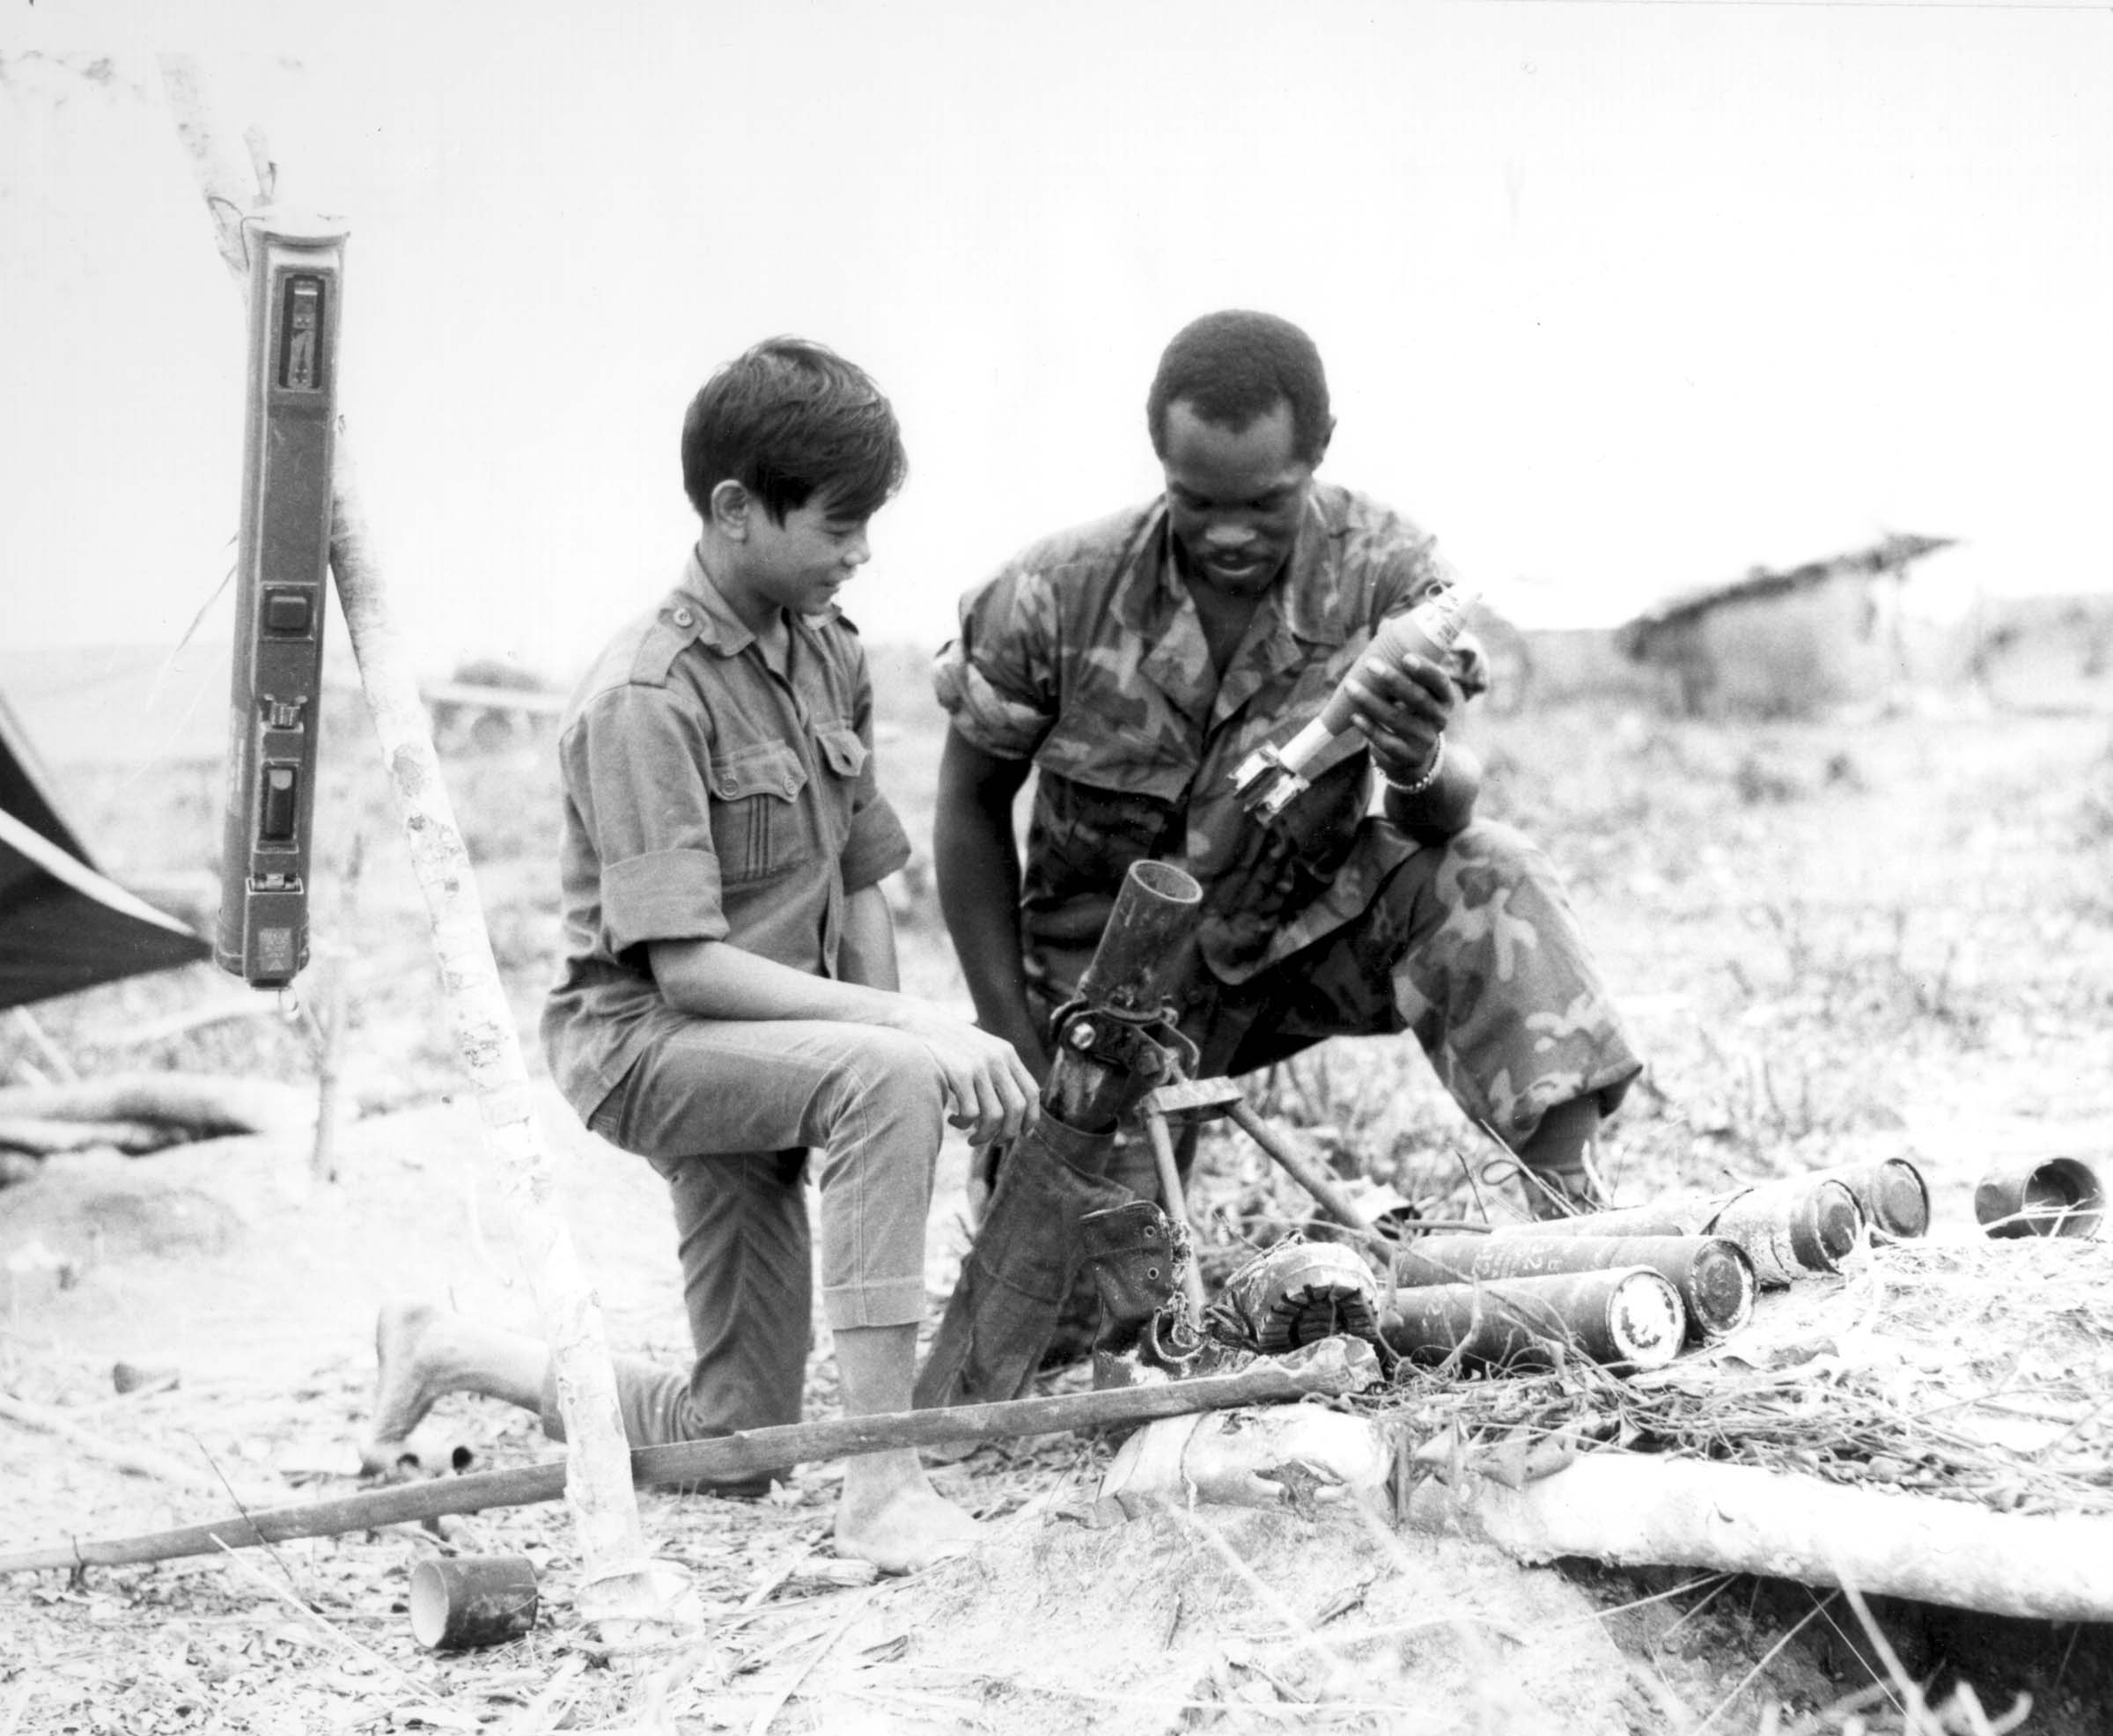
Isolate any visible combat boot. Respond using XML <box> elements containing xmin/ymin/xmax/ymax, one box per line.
<box><xmin>1521</xmin><ymin>1159</ymin><xmax>1605</xmax><ymax>1220</ymax></box>
<box><xmin>1079</xmin><ymin>1199</ymin><xmax>1199</xmax><ymax>1387</ymax></box>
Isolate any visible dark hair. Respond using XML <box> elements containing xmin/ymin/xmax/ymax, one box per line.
<box><xmin>1145</xmin><ymin>310</ymin><xmax>1331</xmax><ymax>464</ymax></box>
<box><xmin>681</xmin><ymin>337</ymin><xmax>907</xmax><ymax>524</ymax></box>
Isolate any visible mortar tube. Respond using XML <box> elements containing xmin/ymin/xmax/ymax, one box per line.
<box><xmin>1049</xmin><ymin>859</ymin><xmax>1204</xmax><ymax>1129</ymax></box>
<box><xmin>1377</xmin><ymin>1267</ymin><xmax>1686</xmax><ymax>1374</ymax></box>
<box><xmin>1393</xmin><ymin>1233</ymin><xmax>1756</xmax><ymax>1342</ymax></box>
<box><xmin>1073</xmin><ymin>859</ymin><xmax>1203</xmax><ymax>1019</ymax></box>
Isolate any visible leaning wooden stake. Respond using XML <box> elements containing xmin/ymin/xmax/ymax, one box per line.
<box><xmin>0</xmin><ymin>1350</ymin><xmax>1374</xmax><ymax>1574</ymax></box>
<box><xmin>156</xmin><ymin>56</ymin><xmax>683</xmax><ymax>1639</ymax></box>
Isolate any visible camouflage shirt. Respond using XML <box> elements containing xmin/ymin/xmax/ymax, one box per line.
<box><xmin>935</xmin><ymin>483</ymin><xmax>1477</xmax><ymax>999</ymax></box>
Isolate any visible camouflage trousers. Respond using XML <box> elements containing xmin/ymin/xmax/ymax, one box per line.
<box><xmin>1035</xmin><ymin>818</ymin><xmax>1641</xmax><ymax>1163</ymax></box>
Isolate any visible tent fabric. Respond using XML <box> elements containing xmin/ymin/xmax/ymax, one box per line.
<box><xmin>0</xmin><ymin>691</ymin><xmax>210</xmax><ymax>1010</ymax></box>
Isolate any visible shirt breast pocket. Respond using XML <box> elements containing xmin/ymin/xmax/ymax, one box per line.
<box><xmin>707</xmin><ymin>741</ymin><xmax>810</xmax><ymax>884</ymax></box>
<box><xmin>814</xmin><ymin>726</ymin><xmax>868</xmax><ymax>782</ymax></box>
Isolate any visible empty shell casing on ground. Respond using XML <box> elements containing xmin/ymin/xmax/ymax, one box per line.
<box><xmin>1811</xmin><ymin>1159</ymin><xmax>1931</xmax><ymax>1241</ymax></box>
<box><xmin>408</xmin><ymin>1555</ymin><xmax>539</xmax><ymax>1650</ymax></box>
<box><xmin>1377</xmin><ymin>1267</ymin><xmax>1686</xmax><ymax>1372</ymax></box>
<box><xmin>1974</xmin><ymin>1156</ymin><xmax>2105</xmax><ymax>1240</ymax></box>
<box><xmin>1393</xmin><ymin>1233</ymin><xmax>1755</xmax><ymax>1341</ymax></box>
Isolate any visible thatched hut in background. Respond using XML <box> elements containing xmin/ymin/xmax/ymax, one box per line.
<box><xmin>1619</xmin><ymin>533</ymin><xmax>1957</xmax><ymax>717</ymax></box>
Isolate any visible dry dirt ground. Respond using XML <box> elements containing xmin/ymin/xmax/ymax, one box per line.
<box><xmin>4</xmin><ymin>678</ymin><xmax>2112</xmax><ymax>1733</ymax></box>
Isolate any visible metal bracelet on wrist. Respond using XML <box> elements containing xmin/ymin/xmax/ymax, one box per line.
<box><xmin>1384</xmin><ymin>732</ymin><xmax>1446</xmax><ymax>799</ymax></box>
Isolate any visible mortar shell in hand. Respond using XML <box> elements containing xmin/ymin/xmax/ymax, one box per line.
<box><xmin>1393</xmin><ymin>1233</ymin><xmax>1755</xmax><ymax>1342</ymax></box>
<box><xmin>1378</xmin><ymin>1267</ymin><xmax>1686</xmax><ymax>1373</ymax></box>
<box><xmin>1233</xmin><ymin>581</ymin><xmax>1480</xmax><ymax>819</ymax></box>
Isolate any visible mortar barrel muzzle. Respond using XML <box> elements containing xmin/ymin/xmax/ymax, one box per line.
<box><xmin>1074</xmin><ymin>859</ymin><xmax>1203</xmax><ymax>1017</ymax></box>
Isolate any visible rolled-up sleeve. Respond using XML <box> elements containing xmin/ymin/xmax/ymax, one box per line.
<box><xmin>563</xmin><ymin>684</ymin><xmax>729</xmax><ymax>955</ymax></box>
<box><xmin>932</xmin><ymin>564</ymin><xmax>1059</xmax><ymax>761</ymax></box>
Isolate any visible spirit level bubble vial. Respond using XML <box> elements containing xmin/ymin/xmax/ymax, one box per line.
<box><xmin>216</xmin><ymin>212</ymin><xmax>350</xmax><ymax>988</ymax></box>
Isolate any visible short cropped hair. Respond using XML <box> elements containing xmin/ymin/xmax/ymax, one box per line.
<box><xmin>1145</xmin><ymin>310</ymin><xmax>1332</xmax><ymax>465</ymax></box>
<box><xmin>681</xmin><ymin>337</ymin><xmax>908</xmax><ymax>524</ymax></box>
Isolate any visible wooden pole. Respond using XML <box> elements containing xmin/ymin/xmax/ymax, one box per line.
<box><xmin>155</xmin><ymin>56</ymin><xmax>680</xmax><ymax>1639</ymax></box>
<box><xmin>1407</xmin><ymin>1451</ymin><xmax>2113</xmax><ymax>1624</ymax></box>
<box><xmin>0</xmin><ymin>1353</ymin><xmax>1373</xmax><ymax>1575</ymax></box>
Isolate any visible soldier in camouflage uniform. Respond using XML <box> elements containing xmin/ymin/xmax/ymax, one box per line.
<box><xmin>932</xmin><ymin>310</ymin><xmax>1640</xmax><ymax>1221</ymax></box>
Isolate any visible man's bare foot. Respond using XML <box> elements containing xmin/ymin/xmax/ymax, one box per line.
<box><xmin>357</xmin><ymin>1301</ymin><xmax>460</xmax><ymax>1475</ymax></box>
<box><xmin>834</xmin><ymin>1459</ymin><xmax>983</xmax><ymax>1574</ymax></box>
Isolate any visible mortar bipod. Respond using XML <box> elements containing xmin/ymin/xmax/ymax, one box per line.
<box><xmin>1135</xmin><ymin>1077</ymin><xmax>1380</xmax><ymax>1246</ymax></box>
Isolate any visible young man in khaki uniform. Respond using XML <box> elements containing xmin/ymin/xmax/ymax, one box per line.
<box><xmin>363</xmin><ymin>338</ymin><xmax>1037</xmax><ymax>1572</ymax></box>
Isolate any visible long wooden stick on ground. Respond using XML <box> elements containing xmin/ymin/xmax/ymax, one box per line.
<box><xmin>155</xmin><ymin>56</ymin><xmax>676</xmax><ymax>1637</ymax></box>
<box><xmin>1407</xmin><ymin>1449</ymin><xmax>2113</xmax><ymax>1624</ymax></box>
<box><xmin>0</xmin><ymin>1354</ymin><xmax>1371</xmax><ymax>1574</ymax></box>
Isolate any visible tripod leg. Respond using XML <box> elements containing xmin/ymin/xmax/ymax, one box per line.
<box><xmin>1141</xmin><ymin>1108</ymin><xmax>1209</xmax><ymax>1319</ymax></box>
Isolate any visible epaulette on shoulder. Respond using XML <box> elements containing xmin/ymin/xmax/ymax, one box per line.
<box><xmin>623</xmin><ymin>597</ymin><xmax>708</xmax><ymax>688</ymax></box>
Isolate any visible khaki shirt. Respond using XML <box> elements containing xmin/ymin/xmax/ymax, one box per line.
<box><xmin>934</xmin><ymin>482</ymin><xmax>1475</xmax><ymax>997</ymax></box>
<box><xmin>542</xmin><ymin>548</ymin><xmax>911</xmax><ymax>1119</ymax></box>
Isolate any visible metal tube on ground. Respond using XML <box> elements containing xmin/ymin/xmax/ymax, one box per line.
<box><xmin>1974</xmin><ymin>1156</ymin><xmax>2105</xmax><ymax>1240</ymax></box>
<box><xmin>409</xmin><ymin>1556</ymin><xmax>539</xmax><ymax>1651</ymax></box>
<box><xmin>1378</xmin><ymin>1268</ymin><xmax>1686</xmax><ymax>1373</ymax></box>
<box><xmin>1492</xmin><ymin>1178</ymin><xmax>1865</xmax><ymax>1288</ymax></box>
<box><xmin>1811</xmin><ymin>1159</ymin><xmax>1931</xmax><ymax>1241</ymax></box>
<box><xmin>1393</xmin><ymin>1233</ymin><xmax>1755</xmax><ymax>1342</ymax></box>
<box><xmin>1491</xmin><ymin>1199</ymin><xmax>1717</xmax><ymax>1241</ymax></box>
<box><xmin>1704</xmin><ymin>1177</ymin><xmax>1864</xmax><ymax>1284</ymax></box>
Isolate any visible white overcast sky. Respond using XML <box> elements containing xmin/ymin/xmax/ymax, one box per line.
<box><xmin>3</xmin><ymin>0</ymin><xmax>2108</xmax><ymax>681</ymax></box>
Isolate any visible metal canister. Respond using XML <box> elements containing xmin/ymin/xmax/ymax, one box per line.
<box><xmin>1377</xmin><ymin>1267</ymin><xmax>1686</xmax><ymax>1373</ymax></box>
<box><xmin>1491</xmin><ymin>1198</ymin><xmax>1716</xmax><ymax>1241</ymax></box>
<box><xmin>1811</xmin><ymin>1159</ymin><xmax>1931</xmax><ymax>1241</ymax></box>
<box><xmin>408</xmin><ymin>1556</ymin><xmax>539</xmax><ymax>1651</ymax></box>
<box><xmin>1492</xmin><ymin>1177</ymin><xmax>1863</xmax><ymax>1287</ymax></box>
<box><xmin>1393</xmin><ymin>1233</ymin><xmax>1755</xmax><ymax>1341</ymax></box>
<box><xmin>1974</xmin><ymin>1156</ymin><xmax>2105</xmax><ymax>1240</ymax></box>
<box><xmin>1704</xmin><ymin>1176</ymin><xmax>1865</xmax><ymax>1285</ymax></box>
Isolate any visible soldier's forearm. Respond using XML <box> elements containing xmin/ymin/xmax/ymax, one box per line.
<box><xmin>836</xmin><ymin>883</ymin><xmax>901</xmax><ymax>993</ymax></box>
<box><xmin>1383</xmin><ymin>736</ymin><xmax>1482</xmax><ymax>842</ymax></box>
